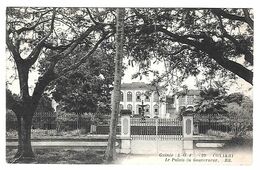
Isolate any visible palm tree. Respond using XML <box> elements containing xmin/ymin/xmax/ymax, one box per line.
<box><xmin>104</xmin><ymin>8</ymin><xmax>125</xmax><ymax>162</ymax></box>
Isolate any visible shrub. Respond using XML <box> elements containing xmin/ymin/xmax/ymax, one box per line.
<box><xmin>32</xmin><ymin>112</ymin><xmax>56</xmax><ymax>129</ymax></box>
<box><xmin>56</xmin><ymin>111</ymin><xmax>92</xmax><ymax>132</ymax></box>
<box><xmin>224</xmin><ymin>136</ymin><xmax>253</xmax><ymax>149</ymax></box>
<box><xmin>6</xmin><ymin>109</ymin><xmax>17</xmax><ymax>130</ymax></box>
<box><xmin>206</xmin><ymin>129</ymin><xmax>231</xmax><ymax>138</ymax></box>
<box><xmin>6</xmin><ymin>109</ymin><xmax>17</xmax><ymax>121</ymax></box>
<box><xmin>94</xmin><ymin>113</ymin><xmax>110</xmax><ymax>125</ymax></box>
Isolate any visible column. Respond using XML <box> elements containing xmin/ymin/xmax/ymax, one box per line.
<box><xmin>133</xmin><ymin>90</ymin><xmax>136</xmax><ymax>115</ymax></box>
<box><xmin>182</xmin><ymin>111</ymin><xmax>194</xmax><ymax>151</ymax></box>
<box><xmin>123</xmin><ymin>90</ymin><xmax>127</xmax><ymax>109</ymax></box>
<box><xmin>120</xmin><ymin>112</ymin><xmax>131</xmax><ymax>154</ymax></box>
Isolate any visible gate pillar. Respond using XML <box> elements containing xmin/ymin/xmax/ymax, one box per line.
<box><xmin>120</xmin><ymin>111</ymin><xmax>131</xmax><ymax>154</ymax></box>
<box><xmin>182</xmin><ymin>111</ymin><xmax>194</xmax><ymax>151</ymax></box>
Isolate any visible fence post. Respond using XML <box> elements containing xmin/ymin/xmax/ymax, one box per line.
<box><xmin>182</xmin><ymin>111</ymin><xmax>194</xmax><ymax>151</ymax></box>
<box><xmin>90</xmin><ymin>124</ymin><xmax>96</xmax><ymax>134</ymax></box>
<box><xmin>120</xmin><ymin>112</ymin><xmax>131</xmax><ymax>154</ymax></box>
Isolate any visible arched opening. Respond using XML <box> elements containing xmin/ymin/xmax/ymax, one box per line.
<box><xmin>145</xmin><ymin>92</ymin><xmax>150</xmax><ymax>102</ymax></box>
<box><xmin>119</xmin><ymin>104</ymin><xmax>124</xmax><ymax>111</ymax></box>
<box><xmin>127</xmin><ymin>104</ymin><xmax>132</xmax><ymax>111</ymax></box>
<box><xmin>145</xmin><ymin>104</ymin><xmax>150</xmax><ymax>115</ymax></box>
<box><xmin>120</xmin><ymin>91</ymin><xmax>124</xmax><ymax>102</ymax></box>
<box><xmin>127</xmin><ymin>91</ymin><xmax>132</xmax><ymax>102</ymax></box>
<box><xmin>136</xmin><ymin>91</ymin><xmax>141</xmax><ymax>102</ymax></box>
<box><xmin>154</xmin><ymin>104</ymin><xmax>159</xmax><ymax>115</ymax></box>
<box><xmin>153</xmin><ymin>92</ymin><xmax>159</xmax><ymax>102</ymax></box>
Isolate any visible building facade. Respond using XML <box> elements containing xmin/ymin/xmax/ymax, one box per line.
<box><xmin>174</xmin><ymin>89</ymin><xmax>200</xmax><ymax>113</ymax></box>
<box><xmin>119</xmin><ymin>82</ymin><xmax>167</xmax><ymax>118</ymax></box>
<box><xmin>119</xmin><ymin>82</ymin><xmax>200</xmax><ymax>118</ymax></box>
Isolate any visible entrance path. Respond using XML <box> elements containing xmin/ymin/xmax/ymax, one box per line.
<box><xmin>130</xmin><ymin>140</ymin><xmax>183</xmax><ymax>154</ymax></box>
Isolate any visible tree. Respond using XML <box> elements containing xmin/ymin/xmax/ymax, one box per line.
<box><xmin>195</xmin><ymin>86</ymin><xmax>228</xmax><ymax>124</ymax></box>
<box><xmin>51</xmin><ymin>50</ymin><xmax>114</xmax><ymax>114</ymax></box>
<box><xmin>225</xmin><ymin>93</ymin><xmax>253</xmax><ymax>136</ymax></box>
<box><xmin>125</xmin><ymin>8</ymin><xmax>253</xmax><ymax>86</ymax></box>
<box><xmin>7</xmin><ymin>88</ymin><xmax>53</xmax><ymax>113</ymax></box>
<box><xmin>6</xmin><ymin>7</ymin><xmax>114</xmax><ymax>161</ymax></box>
<box><xmin>104</xmin><ymin>8</ymin><xmax>125</xmax><ymax>162</ymax></box>
<box><xmin>6</xmin><ymin>88</ymin><xmax>20</xmax><ymax>110</ymax></box>
<box><xmin>35</xmin><ymin>94</ymin><xmax>54</xmax><ymax>113</ymax></box>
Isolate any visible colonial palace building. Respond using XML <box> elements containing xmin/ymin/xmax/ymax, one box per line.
<box><xmin>119</xmin><ymin>82</ymin><xmax>200</xmax><ymax>118</ymax></box>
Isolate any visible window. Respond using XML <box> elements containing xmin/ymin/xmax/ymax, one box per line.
<box><xmin>145</xmin><ymin>94</ymin><xmax>150</xmax><ymax>102</ymax></box>
<box><xmin>179</xmin><ymin>96</ymin><xmax>186</xmax><ymax>106</ymax></box>
<box><xmin>136</xmin><ymin>105</ymin><xmax>141</xmax><ymax>114</ymax></box>
<box><xmin>187</xmin><ymin>95</ymin><xmax>194</xmax><ymax>105</ymax></box>
<box><xmin>167</xmin><ymin>96</ymin><xmax>175</xmax><ymax>104</ymax></box>
<box><xmin>136</xmin><ymin>91</ymin><xmax>141</xmax><ymax>102</ymax></box>
<box><xmin>127</xmin><ymin>91</ymin><xmax>132</xmax><ymax>102</ymax></box>
<box><xmin>154</xmin><ymin>104</ymin><xmax>159</xmax><ymax>115</ymax></box>
<box><xmin>120</xmin><ymin>91</ymin><xmax>124</xmax><ymax>102</ymax></box>
<box><xmin>153</xmin><ymin>92</ymin><xmax>159</xmax><ymax>102</ymax></box>
<box><xmin>127</xmin><ymin>104</ymin><xmax>132</xmax><ymax>111</ymax></box>
<box><xmin>138</xmin><ymin>108</ymin><xmax>142</xmax><ymax>114</ymax></box>
<box><xmin>145</xmin><ymin>105</ymin><xmax>150</xmax><ymax>114</ymax></box>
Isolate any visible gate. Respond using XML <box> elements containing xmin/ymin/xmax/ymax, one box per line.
<box><xmin>130</xmin><ymin>118</ymin><xmax>183</xmax><ymax>140</ymax></box>
<box><xmin>128</xmin><ymin>118</ymin><xmax>183</xmax><ymax>154</ymax></box>
<box><xmin>120</xmin><ymin>114</ymin><xmax>193</xmax><ymax>154</ymax></box>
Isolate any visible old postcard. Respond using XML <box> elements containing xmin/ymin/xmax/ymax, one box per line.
<box><xmin>3</xmin><ymin>0</ymin><xmax>256</xmax><ymax>168</ymax></box>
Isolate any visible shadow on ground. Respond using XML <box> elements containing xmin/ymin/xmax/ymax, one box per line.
<box><xmin>6</xmin><ymin>148</ymin><xmax>105</xmax><ymax>164</ymax></box>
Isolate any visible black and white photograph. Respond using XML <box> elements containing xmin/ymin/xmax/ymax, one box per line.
<box><xmin>3</xmin><ymin>0</ymin><xmax>257</xmax><ymax>167</ymax></box>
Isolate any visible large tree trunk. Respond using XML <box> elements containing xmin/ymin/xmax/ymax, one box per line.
<box><xmin>104</xmin><ymin>8</ymin><xmax>125</xmax><ymax>162</ymax></box>
<box><xmin>9</xmin><ymin>56</ymin><xmax>54</xmax><ymax>163</ymax></box>
<box><xmin>13</xmin><ymin>112</ymin><xmax>34</xmax><ymax>162</ymax></box>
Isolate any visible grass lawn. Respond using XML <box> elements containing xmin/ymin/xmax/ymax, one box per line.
<box><xmin>6</xmin><ymin>148</ymin><xmax>106</xmax><ymax>164</ymax></box>
<box><xmin>6</xmin><ymin>129</ymin><xmax>91</xmax><ymax>139</ymax></box>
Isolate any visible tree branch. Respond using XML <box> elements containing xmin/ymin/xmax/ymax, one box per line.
<box><xmin>169</xmin><ymin>45</ymin><xmax>191</xmax><ymax>56</ymax></box>
<box><xmin>87</xmin><ymin>8</ymin><xmax>99</xmax><ymax>25</ymax></box>
<box><xmin>58</xmin><ymin>32</ymin><xmax>112</xmax><ymax>77</ymax></box>
<box><xmin>16</xmin><ymin>9</ymin><xmax>53</xmax><ymax>34</ymax></box>
<box><xmin>25</xmin><ymin>8</ymin><xmax>56</xmax><ymax>66</ymax></box>
<box><xmin>6</xmin><ymin>31</ymin><xmax>23</xmax><ymax>63</ymax></box>
<box><xmin>215</xmin><ymin>13</ymin><xmax>253</xmax><ymax>65</ymax></box>
<box><xmin>42</xmin><ymin>41</ymin><xmax>74</xmax><ymax>51</ymax></box>
<box><xmin>132</xmin><ymin>9</ymin><xmax>149</xmax><ymax>24</ymax></box>
<box><xmin>157</xmin><ymin>26</ymin><xmax>202</xmax><ymax>49</ymax></box>
<box><xmin>16</xmin><ymin>20</ymin><xmax>50</xmax><ymax>35</ymax></box>
<box><xmin>140</xmin><ymin>24</ymin><xmax>253</xmax><ymax>85</ymax></box>
<box><xmin>31</xmin><ymin>25</ymin><xmax>99</xmax><ymax>104</ymax></box>
<box><xmin>31</xmin><ymin>63</ymin><xmax>58</xmax><ymax>109</ymax></box>
<box><xmin>210</xmin><ymin>54</ymin><xmax>253</xmax><ymax>85</ymax></box>
<box><xmin>50</xmin><ymin>25</ymin><xmax>97</xmax><ymax>63</ymax></box>
<box><xmin>87</xmin><ymin>8</ymin><xmax>115</xmax><ymax>28</ymax></box>
<box><xmin>211</xmin><ymin>8</ymin><xmax>253</xmax><ymax>29</ymax></box>
<box><xmin>242</xmin><ymin>9</ymin><xmax>254</xmax><ymax>29</ymax></box>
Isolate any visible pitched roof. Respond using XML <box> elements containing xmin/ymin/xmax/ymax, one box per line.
<box><xmin>121</xmin><ymin>82</ymin><xmax>157</xmax><ymax>90</ymax></box>
<box><xmin>178</xmin><ymin>89</ymin><xmax>200</xmax><ymax>96</ymax></box>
